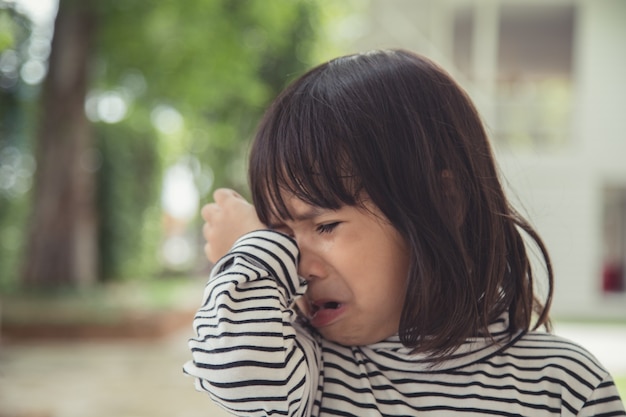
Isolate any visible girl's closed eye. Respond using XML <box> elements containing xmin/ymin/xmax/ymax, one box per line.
<box><xmin>316</xmin><ymin>222</ymin><xmax>341</xmax><ymax>234</ymax></box>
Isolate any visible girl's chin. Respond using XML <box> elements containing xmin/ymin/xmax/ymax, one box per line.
<box><xmin>320</xmin><ymin>330</ymin><xmax>365</xmax><ymax>347</ymax></box>
<box><xmin>320</xmin><ymin>324</ymin><xmax>399</xmax><ymax>347</ymax></box>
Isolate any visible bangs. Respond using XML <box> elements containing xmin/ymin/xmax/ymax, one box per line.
<box><xmin>249</xmin><ymin>68</ymin><xmax>361</xmax><ymax>224</ymax></box>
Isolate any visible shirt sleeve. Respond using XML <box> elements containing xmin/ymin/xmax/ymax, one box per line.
<box><xmin>578</xmin><ymin>373</ymin><xmax>626</xmax><ymax>417</ymax></box>
<box><xmin>183</xmin><ymin>230</ymin><xmax>319</xmax><ymax>417</ymax></box>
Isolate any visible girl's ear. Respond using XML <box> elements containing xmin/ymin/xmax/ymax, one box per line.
<box><xmin>441</xmin><ymin>170</ymin><xmax>466</xmax><ymax>228</ymax></box>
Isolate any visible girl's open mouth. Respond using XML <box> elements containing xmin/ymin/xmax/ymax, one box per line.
<box><xmin>309</xmin><ymin>301</ymin><xmax>345</xmax><ymax>328</ymax></box>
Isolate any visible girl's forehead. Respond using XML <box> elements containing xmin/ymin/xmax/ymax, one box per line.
<box><xmin>268</xmin><ymin>192</ymin><xmax>325</xmax><ymax>220</ymax></box>
<box><xmin>283</xmin><ymin>196</ymin><xmax>327</xmax><ymax>219</ymax></box>
<box><xmin>252</xmin><ymin>156</ymin><xmax>362</xmax><ymax>224</ymax></box>
<box><xmin>271</xmin><ymin>190</ymin><xmax>372</xmax><ymax>219</ymax></box>
<box><xmin>265</xmin><ymin>195</ymin><xmax>326</xmax><ymax>228</ymax></box>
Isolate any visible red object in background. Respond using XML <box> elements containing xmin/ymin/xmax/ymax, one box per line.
<box><xmin>602</xmin><ymin>261</ymin><xmax>624</xmax><ymax>292</ymax></box>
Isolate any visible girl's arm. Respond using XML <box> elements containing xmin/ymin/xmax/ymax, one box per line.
<box><xmin>183</xmin><ymin>230</ymin><xmax>319</xmax><ymax>417</ymax></box>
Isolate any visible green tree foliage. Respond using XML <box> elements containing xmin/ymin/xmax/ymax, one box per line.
<box><xmin>1</xmin><ymin>0</ymin><xmax>323</xmax><ymax>289</ymax></box>
<box><xmin>91</xmin><ymin>0</ymin><xmax>320</xmax><ymax>281</ymax></box>
<box><xmin>94</xmin><ymin>0</ymin><xmax>318</xmax><ymax>180</ymax></box>
<box><xmin>0</xmin><ymin>2</ymin><xmax>36</xmax><ymax>289</ymax></box>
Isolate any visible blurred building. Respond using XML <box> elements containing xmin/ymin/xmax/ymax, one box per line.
<box><xmin>347</xmin><ymin>0</ymin><xmax>626</xmax><ymax>319</ymax></box>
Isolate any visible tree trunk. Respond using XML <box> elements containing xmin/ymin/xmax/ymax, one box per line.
<box><xmin>22</xmin><ymin>0</ymin><xmax>98</xmax><ymax>289</ymax></box>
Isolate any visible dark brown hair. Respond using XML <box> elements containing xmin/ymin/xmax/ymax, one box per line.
<box><xmin>248</xmin><ymin>49</ymin><xmax>553</xmax><ymax>357</ymax></box>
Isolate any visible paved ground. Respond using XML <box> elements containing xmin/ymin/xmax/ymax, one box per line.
<box><xmin>0</xmin><ymin>322</ymin><xmax>624</xmax><ymax>417</ymax></box>
<box><xmin>0</xmin><ymin>327</ymin><xmax>231</xmax><ymax>417</ymax></box>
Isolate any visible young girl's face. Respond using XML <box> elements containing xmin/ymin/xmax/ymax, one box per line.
<box><xmin>271</xmin><ymin>194</ymin><xmax>410</xmax><ymax>346</ymax></box>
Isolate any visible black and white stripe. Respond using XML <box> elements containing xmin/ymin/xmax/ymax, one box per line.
<box><xmin>184</xmin><ymin>230</ymin><xmax>626</xmax><ymax>416</ymax></box>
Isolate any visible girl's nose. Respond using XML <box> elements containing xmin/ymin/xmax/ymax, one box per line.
<box><xmin>297</xmin><ymin>245</ymin><xmax>326</xmax><ymax>281</ymax></box>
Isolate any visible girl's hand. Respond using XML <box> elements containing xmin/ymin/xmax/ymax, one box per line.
<box><xmin>202</xmin><ymin>188</ymin><xmax>265</xmax><ymax>264</ymax></box>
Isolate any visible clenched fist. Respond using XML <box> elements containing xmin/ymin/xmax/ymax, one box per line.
<box><xmin>202</xmin><ymin>188</ymin><xmax>265</xmax><ymax>264</ymax></box>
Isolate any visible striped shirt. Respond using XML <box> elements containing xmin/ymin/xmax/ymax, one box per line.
<box><xmin>183</xmin><ymin>230</ymin><xmax>626</xmax><ymax>416</ymax></box>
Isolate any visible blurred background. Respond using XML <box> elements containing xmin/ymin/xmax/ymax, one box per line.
<box><xmin>0</xmin><ymin>0</ymin><xmax>624</xmax><ymax>416</ymax></box>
